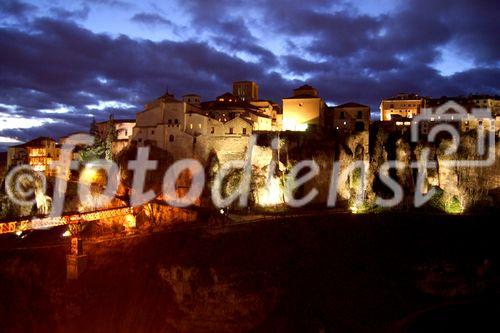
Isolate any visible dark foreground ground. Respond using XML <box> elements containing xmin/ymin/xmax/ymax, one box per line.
<box><xmin>1</xmin><ymin>212</ymin><xmax>499</xmax><ymax>332</ymax></box>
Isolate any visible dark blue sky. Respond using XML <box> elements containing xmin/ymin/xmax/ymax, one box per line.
<box><xmin>1</xmin><ymin>0</ymin><xmax>499</xmax><ymax>149</ymax></box>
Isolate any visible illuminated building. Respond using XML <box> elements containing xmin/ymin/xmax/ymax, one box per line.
<box><xmin>182</xmin><ymin>93</ymin><xmax>201</xmax><ymax>105</ymax></box>
<box><xmin>424</xmin><ymin>97</ymin><xmax>500</xmax><ymax>135</ymax></box>
<box><xmin>132</xmin><ymin>91</ymin><xmax>200</xmax><ymax>156</ymax></box>
<box><xmin>248</xmin><ymin>100</ymin><xmax>282</xmax><ymax>131</ymax></box>
<box><xmin>379</xmin><ymin>93</ymin><xmax>425</xmax><ymax>121</ymax></box>
<box><xmin>96</xmin><ymin>118</ymin><xmax>135</xmax><ymax>141</ymax></box>
<box><xmin>282</xmin><ymin>84</ymin><xmax>326</xmax><ymax>131</ymax></box>
<box><xmin>233</xmin><ymin>81</ymin><xmax>259</xmax><ymax>101</ymax></box>
<box><xmin>7</xmin><ymin>137</ymin><xmax>59</xmax><ymax>176</ymax></box>
<box><xmin>468</xmin><ymin>95</ymin><xmax>500</xmax><ymax>115</ymax></box>
<box><xmin>201</xmin><ymin>92</ymin><xmax>273</xmax><ymax>131</ymax></box>
<box><xmin>6</xmin><ymin>144</ymin><xmax>27</xmax><ymax>169</ymax></box>
<box><xmin>331</xmin><ymin>102</ymin><xmax>370</xmax><ymax>133</ymax></box>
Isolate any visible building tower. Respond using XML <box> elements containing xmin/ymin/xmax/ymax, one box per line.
<box><xmin>233</xmin><ymin>81</ymin><xmax>259</xmax><ymax>101</ymax></box>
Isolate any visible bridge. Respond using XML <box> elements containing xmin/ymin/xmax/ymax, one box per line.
<box><xmin>0</xmin><ymin>206</ymin><xmax>140</xmax><ymax>280</ymax></box>
<box><xmin>0</xmin><ymin>206</ymin><xmax>136</xmax><ymax>235</ymax></box>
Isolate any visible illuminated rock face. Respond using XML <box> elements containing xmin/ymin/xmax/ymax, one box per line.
<box><xmin>435</xmin><ymin>138</ymin><xmax>500</xmax><ymax>209</ymax></box>
<box><xmin>372</xmin><ymin>129</ymin><xmax>500</xmax><ymax>211</ymax></box>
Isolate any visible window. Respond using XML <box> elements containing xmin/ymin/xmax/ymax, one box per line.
<box><xmin>357</xmin><ymin>111</ymin><xmax>363</xmax><ymax>119</ymax></box>
<box><xmin>190</xmin><ymin>123</ymin><xmax>193</xmax><ymax>129</ymax></box>
<box><xmin>174</xmin><ymin>119</ymin><xmax>179</xmax><ymax>124</ymax></box>
<box><xmin>169</xmin><ymin>135</ymin><xmax>174</xmax><ymax>142</ymax></box>
<box><xmin>211</xmin><ymin>127</ymin><xmax>215</xmax><ymax>134</ymax></box>
<box><xmin>198</xmin><ymin>124</ymin><xmax>202</xmax><ymax>129</ymax></box>
<box><xmin>151</xmin><ymin>130</ymin><xmax>155</xmax><ymax>135</ymax></box>
<box><xmin>229</xmin><ymin>127</ymin><xmax>234</xmax><ymax>134</ymax></box>
<box><xmin>168</xmin><ymin>119</ymin><xmax>172</xmax><ymax>125</ymax></box>
<box><xmin>242</xmin><ymin>128</ymin><xmax>247</xmax><ymax>135</ymax></box>
<box><xmin>340</xmin><ymin>111</ymin><xmax>345</xmax><ymax>119</ymax></box>
<box><xmin>355</xmin><ymin>121</ymin><xmax>365</xmax><ymax>131</ymax></box>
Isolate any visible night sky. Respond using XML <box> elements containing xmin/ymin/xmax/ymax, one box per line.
<box><xmin>1</xmin><ymin>0</ymin><xmax>499</xmax><ymax>149</ymax></box>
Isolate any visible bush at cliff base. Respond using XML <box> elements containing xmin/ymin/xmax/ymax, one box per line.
<box><xmin>429</xmin><ymin>187</ymin><xmax>463</xmax><ymax>214</ymax></box>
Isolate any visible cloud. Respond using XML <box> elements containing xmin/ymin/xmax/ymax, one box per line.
<box><xmin>81</xmin><ymin>0</ymin><xmax>132</xmax><ymax>10</ymax></box>
<box><xmin>0</xmin><ymin>0</ymin><xmax>37</xmax><ymax>20</ymax></box>
<box><xmin>49</xmin><ymin>6</ymin><xmax>90</xmax><ymax>20</ymax></box>
<box><xmin>0</xmin><ymin>17</ymin><xmax>290</xmax><ymax>142</ymax></box>
<box><xmin>0</xmin><ymin>0</ymin><xmax>499</xmax><ymax>144</ymax></box>
<box><xmin>130</xmin><ymin>12</ymin><xmax>174</xmax><ymax>28</ymax></box>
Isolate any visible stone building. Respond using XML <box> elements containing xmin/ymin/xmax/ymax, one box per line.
<box><xmin>422</xmin><ymin>97</ymin><xmax>499</xmax><ymax>136</ymax></box>
<box><xmin>7</xmin><ymin>137</ymin><xmax>59</xmax><ymax>176</ymax></box>
<box><xmin>249</xmin><ymin>100</ymin><xmax>282</xmax><ymax>131</ymax></box>
<box><xmin>132</xmin><ymin>91</ymin><xmax>263</xmax><ymax>162</ymax></box>
<box><xmin>233</xmin><ymin>81</ymin><xmax>259</xmax><ymax>101</ymax></box>
<box><xmin>282</xmin><ymin>84</ymin><xmax>327</xmax><ymax>131</ymax></box>
<box><xmin>379</xmin><ymin>93</ymin><xmax>426</xmax><ymax>121</ymax></box>
<box><xmin>468</xmin><ymin>95</ymin><xmax>500</xmax><ymax>115</ymax></box>
<box><xmin>182</xmin><ymin>94</ymin><xmax>201</xmax><ymax>105</ymax></box>
<box><xmin>201</xmin><ymin>92</ymin><xmax>273</xmax><ymax>131</ymax></box>
<box><xmin>132</xmin><ymin>92</ymin><xmax>199</xmax><ymax>158</ymax></box>
<box><xmin>6</xmin><ymin>144</ymin><xmax>27</xmax><ymax>169</ymax></box>
<box><xmin>96</xmin><ymin>118</ymin><xmax>135</xmax><ymax>141</ymax></box>
<box><xmin>331</xmin><ymin>102</ymin><xmax>370</xmax><ymax>133</ymax></box>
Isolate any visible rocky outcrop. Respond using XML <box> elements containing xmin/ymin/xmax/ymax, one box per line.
<box><xmin>159</xmin><ymin>265</ymin><xmax>279</xmax><ymax>333</ymax></box>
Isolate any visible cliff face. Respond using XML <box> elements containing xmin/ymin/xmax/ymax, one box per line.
<box><xmin>112</xmin><ymin>129</ymin><xmax>498</xmax><ymax>211</ymax></box>
<box><xmin>248</xmin><ymin>130</ymin><xmax>499</xmax><ymax>211</ymax></box>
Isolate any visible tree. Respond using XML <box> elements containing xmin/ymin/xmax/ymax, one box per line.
<box><xmin>105</xmin><ymin>114</ymin><xmax>117</xmax><ymax>160</ymax></box>
<box><xmin>90</xmin><ymin>117</ymin><xmax>99</xmax><ymax>138</ymax></box>
<box><xmin>80</xmin><ymin>117</ymin><xmax>106</xmax><ymax>162</ymax></box>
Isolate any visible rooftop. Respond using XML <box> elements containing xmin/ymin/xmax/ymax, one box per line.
<box><xmin>11</xmin><ymin>136</ymin><xmax>56</xmax><ymax>148</ymax></box>
<box><xmin>294</xmin><ymin>84</ymin><xmax>316</xmax><ymax>91</ymax></box>
<box><xmin>96</xmin><ymin>119</ymin><xmax>135</xmax><ymax>125</ymax></box>
<box><xmin>334</xmin><ymin>102</ymin><xmax>369</xmax><ymax>108</ymax></box>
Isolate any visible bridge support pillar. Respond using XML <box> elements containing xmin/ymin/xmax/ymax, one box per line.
<box><xmin>67</xmin><ymin>237</ymin><xmax>87</xmax><ymax>280</ymax></box>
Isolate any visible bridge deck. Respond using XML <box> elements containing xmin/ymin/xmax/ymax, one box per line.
<box><xmin>0</xmin><ymin>207</ymin><xmax>134</xmax><ymax>235</ymax></box>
